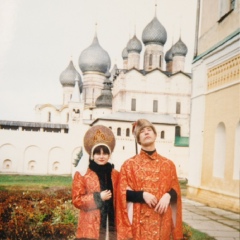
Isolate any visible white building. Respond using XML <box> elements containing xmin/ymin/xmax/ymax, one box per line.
<box><xmin>0</xmin><ymin>7</ymin><xmax>192</xmax><ymax>178</ymax></box>
<box><xmin>187</xmin><ymin>0</ymin><xmax>240</xmax><ymax>212</ymax></box>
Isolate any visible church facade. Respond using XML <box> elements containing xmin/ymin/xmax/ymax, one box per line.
<box><xmin>0</xmin><ymin>9</ymin><xmax>192</xmax><ymax>178</ymax></box>
<box><xmin>187</xmin><ymin>0</ymin><xmax>240</xmax><ymax>212</ymax></box>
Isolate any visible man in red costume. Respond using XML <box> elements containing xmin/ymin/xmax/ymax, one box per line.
<box><xmin>116</xmin><ymin>119</ymin><xmax>183</xmax><ymax>240</ymax></box>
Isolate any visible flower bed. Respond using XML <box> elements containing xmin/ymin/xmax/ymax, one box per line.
<box><xmin>0</xmin><ymin>187</ymin><xmax>77</xmax><ymax>240</ymax></box>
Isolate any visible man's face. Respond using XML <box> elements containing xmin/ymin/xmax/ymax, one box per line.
<box><xmin>138</xmin><ymin>127</ymin><xmax>156</xmax><ymax>147</ymax></box>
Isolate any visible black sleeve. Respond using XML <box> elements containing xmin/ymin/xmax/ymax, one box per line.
<box><xmin>93</xmin><ymin>192</ymin><xmax>103</xmax><ymax>208</ymax></box>
<box><xmin>168</xmin><ymin>188</ymin><xmax>177</xmax><ymax>203</ymax></box>
<box><xmin>126</xmin><ymin>190</ymin><xmax>145</xmax><ymax>203</ymax></box>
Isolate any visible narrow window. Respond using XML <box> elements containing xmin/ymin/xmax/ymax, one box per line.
<box><xmin>160</xmin><ymin>131</ymin><xmax>165</xmax><ymax>139</ymax></box>
<box><xmin>66</xmin><ymin>113</ymin><xmax>69</xmax><ymax>123</ymax></box>
<box><xmin>131</xmin><ymin>99</ymin><xmax>136</xmax><ymax>111</ymax></box>
<box><xmin>176</xmin><ymin>102</ymin><xmax>181</xmax><ymax>114</ymax></box>
<box><xmin>117</xmin><ymin>127</ymin><xmax>121</xmax><ymax>136</ymax></box>
<box><xmin>153</xmin><ymin>100</ymin><xmax>158</xmax><ymax>113</ymax></box>
<box><xmin>149</xmin><ymin>54</ymin><xmax>153</xmax><ymax>66</ymax></box>
<box><xmin>126</xmin><ymin>128</ymin><xmax>130</xmax><ymax>137</ymax></box>
<box><xmin>48</xmin><ymin>112</ymin><xmax>51</xmax><ymax>122</ymax></box>
<box><xmin>175</xmin><ymin>126</ymin><xmax>181</xmax><ymax>137</ymax></box>
<box><xmin>159</xmin><ymin>55</ymin><xmax>162</xmax><ymax>68</ymax></box>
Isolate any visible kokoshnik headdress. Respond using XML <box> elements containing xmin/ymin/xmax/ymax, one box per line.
<box><xmin>83</xmin><ymin>125</ymin><xmax>116</xmax><ymax>158</ymax></box>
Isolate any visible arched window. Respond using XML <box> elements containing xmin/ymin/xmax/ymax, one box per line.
<box><xmin>175</xmin><ymin>126</ymin><xmax>181</xmax><ymax>137</ymax></box>
<box><xmin>53</xmin><ymin>162</ymin><xmax>60</xmax><ymax>172</ymax></box>
<box><xmin>160</xmin><ymin>131</ymin><xmax>165</xmax><ymax>139</ymax></box>
<box><xmin>126</xmin><ymin>128</ymin><xmax>130</xmax><ymax>137</ymax></box>
<box><xmin>149</xmin><ymin>54</ymin><xmax>153</xmax><ymax>67</ymax></box>
<box><xmin>28</xmin><ymin>160</ymin><xmax>36</xmax><ymax>171</ymax></box>
<box><xmin>3</xmin><ymin>159</ymin><xmax>12</xmax><ymax>170</ymax></box>
<box><xmin>213</xmin><ymin>123</ymin><xmax>226</xmax><ymax>178</ymax></box>
<box><xmin>117</xmin><ymin>127</ymin><xmax>121</xmax><ymax>136</ymax></box>
<box><xmin>233</xmin><ymin>122</ymin><xmax>240</xmax><ymax>179</ymax></box>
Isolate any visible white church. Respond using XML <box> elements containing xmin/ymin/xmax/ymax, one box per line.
<box><xmin>0</xmin><ymin>9</ymin><xmax>192</xmax><ymax>178</ymax></box>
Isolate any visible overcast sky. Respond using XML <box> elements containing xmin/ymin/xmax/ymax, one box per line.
<box><xmin>0</xmin><ymin>0</ymin><xmax>197</xmax><ymax>121</ymax></box>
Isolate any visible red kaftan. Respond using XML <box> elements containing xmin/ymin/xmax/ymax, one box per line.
<box><xmin>116</xmin><ymin>150</ymin><xmax>183</xmax><ymax>240</ymax></box>
<box><xmin>72</xmin><ymin>169</ymin><xmax>119</xmax><ymax>239</ymax></box>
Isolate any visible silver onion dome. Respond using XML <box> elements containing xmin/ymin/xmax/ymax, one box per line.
<box><xmin>122</xmin><ymin>46</ymin><xmax>128</xmax><ymax>59</ymax></box>
<box><xmin>165</xmin><ymin>46</ymin><xmax>173</xmax><ymax>62</ymax></box>
<box><xmin>172</xmin><ymin>38</ymin><xmax>188</xmax><ymax>57</ymax></box>
<box><xmin>142</xmin><ymin>16</ymin><xmax>167</xmax><ymax>46</ymax></box>
<box><xmin>127</xmin><ymin>35</ymin><xmax>142</xmax><ymax>53</ymax></box>
<box><xmin>79</xmin><ymin>35</ymin><xmax>111</xmax><ymax>74</ymax></box>
<box><xmin>59</xmin><ymin>60</ymin><xmax>83</xmax><ymax>92</ymax></box>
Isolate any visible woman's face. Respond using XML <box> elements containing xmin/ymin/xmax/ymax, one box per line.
<box><xmin>93</xmin><ymin>148</ymin><xmax>110</xmax><ymax>165</ymax></box>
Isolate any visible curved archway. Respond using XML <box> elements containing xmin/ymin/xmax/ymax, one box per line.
<box><xmin>213</xmin><ymin>122</ymin><xmax>226</xmax><ymax>178</ymax></box>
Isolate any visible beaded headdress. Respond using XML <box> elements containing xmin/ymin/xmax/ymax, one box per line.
<box><xmin>83</xmin><ymin>125</ymin><xmax>116</xmax><ymax>157</ymax></box>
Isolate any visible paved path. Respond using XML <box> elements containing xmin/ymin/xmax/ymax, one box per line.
<box><xmin>182</xmin><ymin>197</ymin><xmax>240</xmax><ymax>240</ymax></box>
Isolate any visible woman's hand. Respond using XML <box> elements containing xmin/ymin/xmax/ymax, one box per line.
<box><xmin>100</xmin><ymin>190</ymin><xmax>112</xmax><ymax>201</ymax></box>
<box><xmin>143</xmin><ymin>192</ymin><xmax>158</xmax><ymax>208</ymax></box>
<box><xmin>154</xmin><ymin>193</ymin><xmax>171</xmax><ymax>214</ymax></box>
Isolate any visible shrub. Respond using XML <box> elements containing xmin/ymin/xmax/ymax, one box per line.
<box><xmin>0</xmin><ymin>188</ymin><xmax>77</xmax><ymax>240</ymax></box>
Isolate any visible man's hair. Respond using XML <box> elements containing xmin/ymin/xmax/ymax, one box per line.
<box><xmin>132</xmin><ymin>119</ymin><xmax>157</xmax><ymax>144</ymax></box>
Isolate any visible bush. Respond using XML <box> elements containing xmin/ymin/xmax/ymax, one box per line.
<box><xmin>0</xmin><ymin>188</ymin><xmax>77</xmax><ymax>240</ymax></box>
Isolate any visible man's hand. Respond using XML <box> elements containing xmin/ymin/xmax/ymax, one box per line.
<box><xmin>143</xmin><ymin>192</ymin><xmax>158</xmax><ymax>208</ymax></box>
<box><xmin>100</xmin><ymin>190</ymin><xmax>112</xmax><ymax>201</ymax></box>
<box><xmin>154</xmin><ymin>193</ymin><xmax>171</xmax><ymax>214</ymax></box>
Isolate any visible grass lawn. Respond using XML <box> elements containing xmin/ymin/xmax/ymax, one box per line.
<box><xmin>0</xmin><ymin>175</ymin><xmax>215</xmax><ymax>239</ymax></box>
<box><xmin>0</xmin><ymin>174</ymin><xmax>72</xmax><ymax>190</ymax></box>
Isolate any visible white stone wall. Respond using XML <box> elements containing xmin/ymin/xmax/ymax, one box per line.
<box><xmin>0</xmin><ymin>129</ymin><xmax>81</xmax><ymax>175</ymax></box>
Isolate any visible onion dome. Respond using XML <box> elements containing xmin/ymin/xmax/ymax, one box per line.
<box><xmin>172</xmin><ymin>38</ymin><xmax>188</xmax><ymax>57</ymax></box>
<box><xmin>142</xmin><ymin>16</ymin><xmax>167</xmax><ymax>46</ymax></box>
<box><xmin>127</xmin><ymin>35</ymin><xmax>142</xmax><ymax>53</ymax></box>
<box><xmin>79</xmin><ymin>34</ymin><xmax>111</xmax><ymax>74</ymax></box>
<box><xmin>95</xmin><ymin>79</ymin><xmax>113</xmax><ymax>108</ymax></box>
<box><xmin>122</xmin><ymin>46</ymin><xmax>128</xmax><ymax>59</ymax></box>
<box><xmin>165</xmin><ymin>46</ymin><xmax>173</xmax><ymax>62</ymax></box>
<box><xmin>59</xmin><ymin>60</ymin><xmax>83</xmax><ymax>92</ymax></box>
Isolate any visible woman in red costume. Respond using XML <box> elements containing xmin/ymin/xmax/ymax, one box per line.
<box><xmin>116</xmin><ymin>119</ymin><xmax>183</xmax><ymax>240</ymax></box>
<box><xmin>72</xmin><ymin>125</ymin><xmax>119</xmax><ymax>240</ymax></box>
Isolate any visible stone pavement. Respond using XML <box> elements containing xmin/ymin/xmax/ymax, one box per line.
<box><xmin>182</xmin><ymin>197</ymin><xmax>240</xmax><ymax>240</ymax></box>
